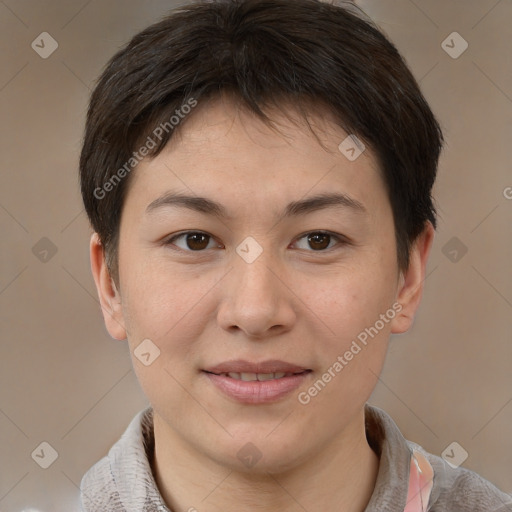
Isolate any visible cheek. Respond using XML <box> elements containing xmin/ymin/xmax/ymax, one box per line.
<box><xmin>296</xmin><ymin>274</ymin><xmax>393</xmax><ymax>413</ymax></box>
<box><xmin>303</xmin><ymin>267</ymin><xmax>396</xmax><ymax>337</ymax></box>
<box><xmin>120</xmin><ymin>258</ymin><xmax>221</xmax><ymax>360</ymax></box>
<box><xmin>296</xmin><ymin>262</ymin><xmax>397</xmax><ymax>400</ymax></box>
<box><xmin>121</xmin><ymin>267</ymin><xmax>213</xmax><ymax>407</ymax></box>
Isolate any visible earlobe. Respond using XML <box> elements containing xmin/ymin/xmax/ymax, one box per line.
<box><xmin>390</xmin><ymin>222</ymin><xmax>435</xmax><ymax>334</ymax></box>
<box><xmin>89</xmin><ymin>233</ymin><xmax>127</xmax><ymax>341</ymax></box>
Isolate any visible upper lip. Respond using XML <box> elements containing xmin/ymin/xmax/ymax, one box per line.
<box><xmin>203</xmin><ymin>359</ymin><xmax>311</xmax><ymax>374</ymax></box>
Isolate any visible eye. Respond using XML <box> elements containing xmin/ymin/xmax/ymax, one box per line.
<box><xmin>293</xmin><ymin>231</ymin><xmax>346</xmax><ymax>251</ymax></box>
<box><xmin>164</xmin><ymin>230</ymin><xmax>347</xmax><ymax>253</ymax></box>
<box><xmin>165</xmin><ymin>231</ymin><xmax>221</xmax><ymax>251</ymax></box>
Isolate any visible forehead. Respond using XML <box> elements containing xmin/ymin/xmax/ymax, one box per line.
<box><xmin>123</xmin><ymin>96</ymin><xmax>387</xmax><ymax>218</ymax></box>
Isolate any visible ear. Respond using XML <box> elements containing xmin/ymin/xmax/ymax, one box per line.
<box><xmin>89</xmin><ymin>232</ymin><xmax>127</xmax><ymax>341</ymax></box>
<box><xmin>390</xmin><ymin>222</ymin><xmax>435</xmax><ymax>334</ymax></box>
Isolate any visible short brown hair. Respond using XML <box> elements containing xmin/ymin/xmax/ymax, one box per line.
<box><xmin>80</xmin><ymin>0</ymin><xmax>444</xmax><ymax>285</ymax></box>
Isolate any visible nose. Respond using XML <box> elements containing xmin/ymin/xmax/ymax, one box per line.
<box><xmin>216</xmin><ymin>247</ymin><xmax>297</xmax><ymax>339</ymax></box>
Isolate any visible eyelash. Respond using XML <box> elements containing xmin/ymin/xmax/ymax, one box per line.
<box><xmin>163</xmin><ymin>230</ymin><xmax>349</xmax><ymax>253</ymax></box>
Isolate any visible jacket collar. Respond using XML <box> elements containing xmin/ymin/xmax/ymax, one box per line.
<box><xmin>81</xmin><ymin>404</ymin><xmax>429</xmax><ymax>511</ymax></box>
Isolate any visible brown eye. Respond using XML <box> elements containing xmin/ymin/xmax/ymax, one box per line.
<box><xmin>185</xmin><ymin>233</ymin><xmax>211</xmax><ymax>250</ymax></box>
<box><xmin>166</xmin><ymin>231</ymin><xmax>217</xmax><ymax>251</ymax></box>
<box><xmin>307</xmin><ymin>233</ymin><xmax>331</xmax><ymax>250</ymax></box>
<box><xmin>293</xmin><ymin>231</ymin><xmax>345</xmax><ymax>252</ymax></box>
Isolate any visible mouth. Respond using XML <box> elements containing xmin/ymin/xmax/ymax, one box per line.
<box><xmin>202</xmin><ymin>360</ymin><xmax>312</xmax><ymax>404</ymax></box>
<box><xmin>203</xmin><ymin>370</ymin><xmax>311</xmax><ymax>381</ymax></box>
<box><xmin>203</xmin><ymin>359</ymin><xmax>311</xmax><ymax>375</ymax></box>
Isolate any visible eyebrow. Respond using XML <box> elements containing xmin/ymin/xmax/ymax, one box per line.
<box><xmin>145</xmin><ymin>190</ymin><xmax>366</xmax><ymax>220</ymax></box>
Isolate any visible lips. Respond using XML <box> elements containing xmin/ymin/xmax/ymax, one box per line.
<box><xmin>219</xmin><ymin>372</ymin><xmax>295</xmax><ymax>381</ymax></box>
<box><xmin>202</xmin><ymin>360</ymin><xmax>312</xmax><ymax>404</ymax></box>
<box><xmin>203</xmin><ymin>359</ymin><xmax>311</xmax><ymax>375</ymax></box>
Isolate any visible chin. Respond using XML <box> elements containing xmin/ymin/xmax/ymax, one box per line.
<box><xmin>210</xmin><ymin>434</ymin><xmax>313</xmax><ymax>475</ymax></box>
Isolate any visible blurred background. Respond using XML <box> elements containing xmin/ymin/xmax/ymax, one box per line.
<box><xmin>1</xmin><ymin>0</ymin><xmax>511</xmax><ymax>510</ymax></box>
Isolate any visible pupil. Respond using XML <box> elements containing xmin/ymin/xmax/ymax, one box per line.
<box><xmin>309</xmin><ymin>233</ymin><xmax>330</xmax><ymax>250</ymax></box>
<box><xmin>187</xmin><ymin>233</ymin><xmax>209</xmax><ymax>250</ymax></box>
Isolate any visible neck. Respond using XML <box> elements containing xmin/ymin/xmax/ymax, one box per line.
<box><xmin>152</xmin><ymin>408</ymin><xmax>379</xmax><ymax>512</ymax></box>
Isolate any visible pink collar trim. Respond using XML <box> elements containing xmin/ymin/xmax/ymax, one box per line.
<box><xmin>404</xmin><ymin>450</ymin><xmax>434</xmax><ymax>512</ymax></box>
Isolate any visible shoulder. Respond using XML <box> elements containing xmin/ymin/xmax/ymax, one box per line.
<box><xmin>80</xmin><ymin>407</ymin><xmax>156</xmax><ymax>511</ymax></box>
<box><xmin>80</xmin><ymin>453</ymin><xmax>123</xmax><ymax>509</ymax></box>
<box><xmin>407</xmin><ymin>441</ymin><xmax>512</xmax><ymax>511</ymax></box>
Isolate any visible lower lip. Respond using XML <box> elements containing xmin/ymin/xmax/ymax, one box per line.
<box><xmin>203</xmin><ymin>371</ymin><xmax>311</xmax><ymax>404</ymax></box>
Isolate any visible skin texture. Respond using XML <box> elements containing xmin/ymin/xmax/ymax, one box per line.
<box><xmin>90</xmin><ymin>95</ymin><xmax>434</xmax><ymax>512</ymax></box>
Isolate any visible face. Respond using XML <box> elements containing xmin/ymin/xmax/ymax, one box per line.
<box><xmin>92</xmin><ymin>96</ymin><xmax>432</xmax><ymax>473</ymax></box>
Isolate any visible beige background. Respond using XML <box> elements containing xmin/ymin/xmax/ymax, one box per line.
<box><xmin>1</xmin><ymin>0</ymin><xmax>511</xmax><ymax>510</ymax></box>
